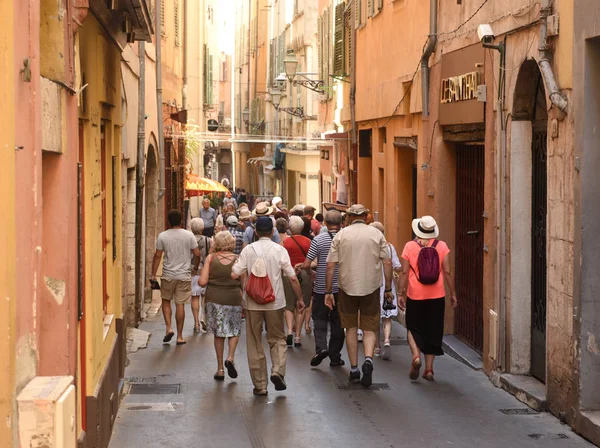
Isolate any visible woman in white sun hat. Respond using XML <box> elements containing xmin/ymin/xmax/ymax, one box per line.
<box><xmin>397</xmin><ymin>216</ymin><xmax>457</xmax><ymax>382</ymax></box>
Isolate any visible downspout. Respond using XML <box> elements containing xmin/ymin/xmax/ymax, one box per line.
<box><xmin>135</xmin><ymin>41</ymin><xmax>146</xmax><ymax>324</ymax></box>
<box><xmin>538</xmin><ymin>0</ymin><xmax>568</xmax><ymax>116</ymax></box>
<box><xmin>182</xmin><ymin>0</ymin><xmax>188</xmax><ymax>110</ymax></box>
<box><xmin>421</xmin><ymin>0</ymin><xmax>438</xmax><ymax>117</ymax></box>
<box><xmin>349</xmin><ymin>0</ymin><xmax>357</xmax><ymax>204</ymax></box>
<box><xmin>156</xmin><ymin>0</ymin><xmax>166</xmax><ymax>199</ymax></box>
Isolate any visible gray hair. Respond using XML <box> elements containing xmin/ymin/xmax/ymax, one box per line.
<box><xmin>369</xmin><ymin>221</ymin><xmax>385</xmax><ymax>234</ymax></box>
<box><xmin>325</xmin><ymin>210</ymin><xmax>343</xmax><ymax>226</ymax></box>
<box><xmin>190</xmin><ymin>217</ymin><xmax>205</xmax><ymax>235</ymax></box>
<box><xmin>289</xmin><ymin>216</ymin><xmax>304</xmax><ymax>235</ymax></box>
<box><xmin>213</xmin><ymin>231</ymin><xmax>236</xmax><ymax>252</ymax></box>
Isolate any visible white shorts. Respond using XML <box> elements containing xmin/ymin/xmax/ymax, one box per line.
<box><xmin>192</xmin><ymin>275</ymin><xmax>206</xmax><ymax>297</ymax></box>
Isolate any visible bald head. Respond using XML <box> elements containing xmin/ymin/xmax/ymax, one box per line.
<box><xmin>325</xmin><ymin>210</ymin><xmax>343</xmax><ymax>228</ymax></box>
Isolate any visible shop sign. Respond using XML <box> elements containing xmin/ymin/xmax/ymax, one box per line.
<box><xmin>440</xmin><ymin>44</ymin><xmax>485</xmax><ymax>126</ymax></box>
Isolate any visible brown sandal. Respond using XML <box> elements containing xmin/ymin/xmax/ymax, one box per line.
<box><xmin>409</xmin><ymin>356</ymin><xmax>422</xmax><ymax>380</ymax></box>
<box><xmin>422</xmin><ymin>369</ymin><xmax>434</xmax><ymax>381</ymax></box>
<box><xmin>214</xmin><ymin>370</ymin><xmax>225</xmax><ymax>381</ymax></box>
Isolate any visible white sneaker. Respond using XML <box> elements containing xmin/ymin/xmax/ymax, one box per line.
<box><xmin>357</xmin><ymin>329</ymin><xmax>363</xmax><ymax>342</ymax></box>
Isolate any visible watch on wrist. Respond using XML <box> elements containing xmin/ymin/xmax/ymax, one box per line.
<box><xmin>384</xmin><ymin>288</ymin><xmax>392</xmax><ymax>293</ymax></box>
<box><xmin>325</xmin><ymin>291</ymin><xmax>333</xmax><ymax>295</ymax></box>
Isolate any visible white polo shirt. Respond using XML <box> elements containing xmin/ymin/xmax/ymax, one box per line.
<box><xmin>232</xmin><ymin>237</ymin><xmax>296</xmax><ymax>310</ymax></box>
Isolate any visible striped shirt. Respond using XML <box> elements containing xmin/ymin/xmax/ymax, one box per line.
<box><xmin>306</xmin><ymin>230</ymin><xmax>339</xmax><ymax>294</ymax></box>
<box><xmin>227</xmin><ymin>226</ymin><xmax>245</xmax><ymax>255</ymax></box>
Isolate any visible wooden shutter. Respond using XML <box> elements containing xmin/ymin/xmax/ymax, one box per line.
<box><xmin>317</xmin><ymin>15</ymin><xmax>323</xmax><ymax>83</ymax></box>
<box><xmin>160</xmin><ymin>0</ymin><xmax>165</xmax><ymax>35</ymax></box>
<box><xmin>355</xmin><ymin>0</ymin><xmax>361</xmax><ymax>28</ymax></box>
<box><xmin>346</xmin><ymin>7</ymin><xmax>353</xmax><ymax>75</ymax></box>
<box><xmin>208</xmin><ymin>55</ymin><xmax>213</xmax><ymax>105</ymax></box>
<box><xmin>327</xmin><ymin>6</ymin><xmax>333</xmax><ymax>99</ymax></box>
<box><xmin>333</xmin><ymin>2</ymin><xmax>345</xmax><ymax>76</ymax></box>
<box><xmin>367</xmin><ymin>0</ymin><xmax>373</xmax><ymax>18</ymax></box>
<box><xmin>174</xmin><ymin>1</ymin><xmax>180</xmax><ymax>46</ymax></box>
<box><xmin>377</xmin><ymin>0</ymin><xmax>383</xmax><ymax>12</ymax></box>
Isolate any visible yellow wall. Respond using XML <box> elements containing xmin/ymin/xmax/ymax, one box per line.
<box><xmin>0</xmin><ymin>0</ymin><xmax>16</xmax><ymax>443</ymax></box>
<box><xmin>285</xmin><ymin>152</ymin><xmax>320</xmax><ymax>207</ymax></box>
<box><xmin>78</xmin><ymin>15</ymin><xmax>123</xmax><ymax>395</ymax></box>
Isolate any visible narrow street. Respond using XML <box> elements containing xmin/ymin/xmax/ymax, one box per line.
<box><xmin>111</xmin><ymin>305</ymin><xmax>591</xmax><ymax>448</ymax></box>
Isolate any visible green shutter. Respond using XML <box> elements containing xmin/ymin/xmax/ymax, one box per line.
<box><xmin>333</xmin><ymin>2</ymin><xmax>345</xmax><ymax>76</ymax></box>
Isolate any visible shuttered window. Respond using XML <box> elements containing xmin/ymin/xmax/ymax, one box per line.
<box><xmin>377</xmin><ymin>0</ymin><xmax>384</xmax><ymax>13</ymax></box>
<box><xmin>160</xmin><ymin>0</ymin><xmax>165</xmax><ymax>35</ymax></box>
<box><xmin>174</xmin><ymin>1</ymin><xmax>180</xmax><ymax>46</ymax></box>
<box><xmin>368</xmin><ymin>0</ymin><xmax>374</xmax><ymax>18</ymax></box>
<box><xmin>333</xmin><ymin>2</ymin><xmax>345</xmax><ymax>76</ymax></box>
<box><xmin>317</xmin><ymin>16</ymin><xmax>323</xmax><ymax>83</ymax></box>
<box><xmin>355</xmin><ymin>0</ymin><xmax>362</xmax><ymax>28</ymax></box>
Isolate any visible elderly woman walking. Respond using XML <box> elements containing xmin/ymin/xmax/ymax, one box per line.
<box><xmin>198</xmin><ymin>231</ymin><xmax>243</xmax><ymax>380</ymax></box>
<box><xmin>190</xmin><ymin>218</ymin><xmax>212</xmax><ymax>333</ymax></box>
<box><xmin>369</xmin><ymin>222</ymin><xmax>402</xmax><ymax>360</ymax></box>
<box><xmin>283</xmin><ymin>216</ymin><xmax>313</xmax><ymax>347</ymax></box>
<box><xmin>397</xmin><ymin>216</ymin><xmax>457</xmax><ymax>381</ymax></box>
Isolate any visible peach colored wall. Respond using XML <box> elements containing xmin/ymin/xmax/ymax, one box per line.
<box><xmin>14</xmin><ymin>0</ymin><xmax>42</xmax><ymax>403</ymax></box>
<box><xmin>0</xmin><ymin>0</ymin><xmax>17</xmax><ymax>443</ymax></box>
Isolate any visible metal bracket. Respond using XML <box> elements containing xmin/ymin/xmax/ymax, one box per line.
<box><xmin>292</xmin><ymin>78</ymin><xmax>326</xmax><ymax>93</ymax></box>
<box><xmin>276</xmin><ymin>107</ymin><xmax>305</xmax><ymax>119</ymax></box>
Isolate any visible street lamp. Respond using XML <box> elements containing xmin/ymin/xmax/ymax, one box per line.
<box><xmin>270</xmin><ymin>88</ymin><xmax>282</xmax><ymax>108</ymax></box>
<box><xmin>283</xmin><ymin>51</ymin><xmax>299</xmax><ymax>81</ymax></box>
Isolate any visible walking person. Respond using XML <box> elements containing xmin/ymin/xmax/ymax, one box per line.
<box><xmin>225</xmin><ymin>215</ymin><xmax>245</xmax><ymax>255</ymax></box>
<box><xmin>151</xmin><ymin>210</ymin><xmax>202</xmax><ymax>345</ymax></box>
<box><xmin>198</xmin><ymin>231</ymin><xmax>243</xmax><ymax>381</ymax></box>
<box><xmin>325</xmin><ymin>204</ymin><xmax>393</xmax><ymax>388</ymax></box>
<box><xmin>200</xmin><ymin>198</ymin><xmax>218</xmax><ymax>237</ymax></box>
<box><xmin>304</xmin><ymin>205</ymin><xmax>322</xmax><ymax>237</ymax></box>
<box><xmin>303</xmin><ymin>210</ymin><xmax>345</xmax><ymax>367</ymax></box>
<box><xmin>190</xmin><ymin>218</ymin><xmax>212</xmax><ymax>333</ymax></box>
<box><xmin>243</xmin><ymin>202</ymin><xmax>281</xmax><ymax>247</ymax></box>
<box><xmin>282</xmin><ymin>216</ymin><xmax>313</xmax><ymax>347</ymax></box>
<box><xmin>232</xmin><ymin>217</ymin><xmax>305</xmax><ymax>396</ymax></box>
<box><xmin>397</xmin><ymin>216</ymin><xmax>457</xmax><ymax>381</ymax></box>
<box><xmin>369</xmin><ymin>222</ymin><xmax>402</xmax><ymax>360</ymax></box>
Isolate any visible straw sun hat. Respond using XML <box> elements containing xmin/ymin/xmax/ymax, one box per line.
<box><xmin>412</xmin><ymin>216</ymin><xmax>439</xmax><ymax>239</ymax></box>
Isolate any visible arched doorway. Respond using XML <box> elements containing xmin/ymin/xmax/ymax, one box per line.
<box><xmin>145</xmin><ymin>143</ymin><xmax>160</xmax><ymax>303</ymax></box>
<box><xmin>509</xmin><ymin>59</ymin><xmax>548</xmax><ymax>382</ymax></box>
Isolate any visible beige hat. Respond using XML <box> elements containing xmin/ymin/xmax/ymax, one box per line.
<box><xmin>346</xmin><ymin>204</ymin><xmax>370</xmax><ymax>216</ymax></box>
<box><xmin>253</xmin><ymin>202</ymin><xmax>274</xmax><ymax>216</ymax></box>
<box><xmin>412</xmin><ymin>216</ymin><xmax>439</xmax><ymax>239</ymax></box>
<box><xmin>238</xmin><ymin>207</ymin><xmax>252</xmax><ymax>220</ymax></box>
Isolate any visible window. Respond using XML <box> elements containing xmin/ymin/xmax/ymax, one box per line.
<box><xmin>333</xmin><ymin>1</ymin><xmax>346</xmax><ymax>76</ymax></box>
<box><xmin>174</xmin><ymin>1</ymin><xmax>180</xmax><ymax>46</ymax></box>
<box><xmin>160</xmin><ymin>0</ymin><xmax>165</xmax><ymax>35</ymax></box>
<box><xmin>355</xmin><ymin>0</ymin><xmax>362</xmax><ymax>28</ymax></box>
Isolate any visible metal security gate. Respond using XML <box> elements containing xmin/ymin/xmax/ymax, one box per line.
<box><xmin>455</xmin><ymin>145</ymin><xmax>485</xmax><ymax>353</ymax></box>
<box><xmin>531</xmin><ymin>127</ymin><xmax>548</xmax><ymax>383</ymax></box>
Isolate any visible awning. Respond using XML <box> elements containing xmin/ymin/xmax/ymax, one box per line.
<box><xmin>185</xmin><ymin>174</ymin><xmax>229</xmax><ymax>197</ymax></box>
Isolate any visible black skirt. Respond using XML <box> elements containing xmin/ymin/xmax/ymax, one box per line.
<box><xmin>405</xmin><ymin>297</ymin><xmax>445</xmax><ymax>356</ymax></box>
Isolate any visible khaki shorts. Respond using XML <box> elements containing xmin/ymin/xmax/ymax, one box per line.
<box><xmin>338</xmin><ymin>288</ymin><xmax>381</xmax><ymax>332</ymax></box>
<box><xmin>161</xmin><ymin>279</ymin><xmax>192</xmax><ymax>304</ymax></box>
<box><xmin>283</xmin><ymin>270</ymin><xmax>313</xmax><ymax>312</ymax></box>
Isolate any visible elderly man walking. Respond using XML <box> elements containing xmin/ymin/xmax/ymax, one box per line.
<box><xmin>325</xmin><ymin>204</ymin><xmax>393</xmax><ymax>387</ymax></box>
<box><xmin>200</xmin><ymin>198</ymin><xmax>217</xmax><ymax>237</ymax></box>
<box><xmin>232</xmin><ymin>217</ymin><xmax>305</xmax><ymax>396</ymax></box>
<box><xmin>303</xmin><ymin>210</ymin><xmax>346</xmax><ymax>367</ymax></box>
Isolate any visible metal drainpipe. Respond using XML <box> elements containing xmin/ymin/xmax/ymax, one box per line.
<box><xmin>182</xmin><ymin>0</ymin><xmax>188</xmax><ymax>110</ymax></box>
<box><xmin>421</xmin><ymin>0</ymin><xmax>438</xmax><ymax>117</ymax></box>
<box><xmin>349</xmin><ymin>0</ymin><xmax>357</xmax><ymax>204</ymax></box>
<box><xmin>135</xmin><ymin>41</ymin><xmax>146</xmax><ymax>324</ymax></box>
<box><xmin>156</xmin><ymin>0</ymin><xmax>166</xmax><ymax>199</ymax></box>
<box><xmin>538</xmin><ymin>0</ymin><xmax>568</xmax><ymax>115</ymax></box>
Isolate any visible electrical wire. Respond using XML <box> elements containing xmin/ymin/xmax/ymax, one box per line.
<box><xmin>437</xmin><ymin>0</ymin><xmax>492</xmax><ymax>37</ymax></box>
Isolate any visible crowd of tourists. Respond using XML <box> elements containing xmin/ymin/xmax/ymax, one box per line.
<box><xmin>151</xmin><ymin>194</ymin><xmax>457</xmax><ymax>395</ymax></box>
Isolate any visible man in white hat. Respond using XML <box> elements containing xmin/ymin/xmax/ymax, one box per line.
<box><xmin>243</xmin><ymin>202</ymin><xmax>281</xmax><ymax>248</ymax></box>
<box><xmin>325</xmin><ymin>204</ymin><xmax>393</xmax><ymax>388</ymax></box>
<box><xmin>272</xmin><ymin>196</ymin><xmax>283</xmax><ymax>211</ymax></box>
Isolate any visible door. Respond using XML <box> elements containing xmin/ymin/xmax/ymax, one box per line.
<box><xmin>454</xmin><ymin>144</ymin><xmax>485</xmax><ymax>353</ymax></box>
<box><xmin>531</xmin><ymin>126</ymin><xmax>547</xmax><ymax>382</ymax></box>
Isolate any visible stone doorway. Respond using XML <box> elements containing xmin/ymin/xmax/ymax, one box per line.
<box><xmin>508</xmin><ymin>59</ymin><xmax>548</xmax><ymax>380</ymax></box>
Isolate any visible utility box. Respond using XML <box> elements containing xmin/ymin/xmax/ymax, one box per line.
<box><xmin>17</xmin><ymin>376</ymin><xmax>76</xmax><ymax>448</ymax></box>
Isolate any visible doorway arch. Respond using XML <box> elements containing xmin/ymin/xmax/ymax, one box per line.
<box><xmin>509</xmin><ymin>59</ymin><xmax>548</xmax><ymax>382</ymax></box>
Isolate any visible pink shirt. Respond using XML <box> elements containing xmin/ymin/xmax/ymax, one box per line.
<box><xmin>401</xmin><ymin>239</ymin><xmax>450</xmax><ymax>300</ymax></box>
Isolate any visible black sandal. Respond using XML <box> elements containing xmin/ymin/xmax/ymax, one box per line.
<box><xmin>224</xmin><ymin>359</ymin><xmax>238</xmax><ymax>379</ymax></box>
<box><xmin>214</xmin><ymin>370</ymin><xmax>225</xmax><ymax>381</ymax></box>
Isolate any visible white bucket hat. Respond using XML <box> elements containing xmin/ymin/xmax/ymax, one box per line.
<box><xmin>412</xmin><ymin>216</ymin><xmax>439</xmax><ymax>239</ymax></box>
<box><xmin>272</xmin><ymin>196</ymin><xmax>283</xmax><ymax>207</ymax></box>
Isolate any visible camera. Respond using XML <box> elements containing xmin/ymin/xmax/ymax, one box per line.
<box><xmin>383</xmin><ymin>297</ymin><xmax>397</xmax><ymax>311</ymax></box>
<box><xmin>477</xmin><ymin>24</ymin><xmax>495</xmax><ymax>44</ymax></box>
